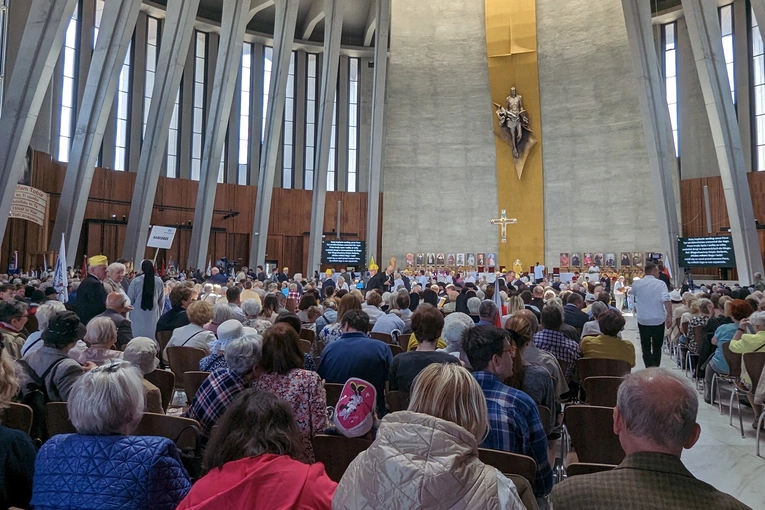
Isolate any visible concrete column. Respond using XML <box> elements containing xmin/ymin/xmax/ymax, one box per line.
<box><xmin>357</xmin><ymin>57</ymin><xmax>373</xmax><ymax>192</ymax></box>
<box><xmin>122</xmin><ymin>0</ymin><xmax>201</xmax><ymax>264</ymax></box>
<box><xmin>294</xmin><ymin>50</ymin><xmax>307</xmax><ymax>189</ymax></box>
<box><xmin>129</xmin><ymin>11</ymin><xmax>147</xmax><ymax>172</ymax></box>
<box><xmin>249</xmin><ymin>0</ymin><xmax>299</xmax><ymax>267</ymax></box>
<box><xmin>336</xmin><ymin>54</ymin><xmax>349</xmax><ymax>192</ymax></box>
<box><xmin>306</xmin><ymin>0</ymin><xmax>346</xmax><ymax>275</ymax></box>
<box><xmin>249</xmin><ymin>42</ymin><xmax>264</xmax><ymax>185</ymax></box>
<box><xmin>365</xmin><ymin>0</ymin><xmax>390</xmax><ymax>268</ymax></box>
<box><xmin>621</xmin><ymin>0</ymin><xmax>682</xmax><ymax>283</ymax></box>
<box><xmin>734</xmin><ymin>0</ymin><xmax>751</xmax><ymax>172</ymax></box>
<box><xmin>226</xmin><ymin>69</ymin><xmax>240</xmax><ymax>185</ymax></box>
<box><xmin>178</xmin><ymin>34</ymin><xmax>195</xmax><ymax>180</ymax></box>
<box><xmin>49</xmin><ymin>0</ymin><xmax>141</xmax><ymax>263</ymax></box>
<box><xmin>188</xmin><ymin>0</ymin><xmax>251</xmax><ymax>270</ymax></box>
<box><xmin>681</xmin><ymin>0</ymin><xmax>764</xmax><ymax>280</ymax></box>
<box><xmin>0</xmin><ymin>0</ymin><xmax>78</xmax><ymax>249</ymax></box>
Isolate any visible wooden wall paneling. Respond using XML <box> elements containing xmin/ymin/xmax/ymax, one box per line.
<box><xmin>266</xmin><ymin>235</ymin><xmax>283</xmax><ymax>265</ymax></box>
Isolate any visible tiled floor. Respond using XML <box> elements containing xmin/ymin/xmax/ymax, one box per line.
<box><xmin>622</xmin><ymin>313</ymin><xmax>764</xmax><ymax>509</ymax></box>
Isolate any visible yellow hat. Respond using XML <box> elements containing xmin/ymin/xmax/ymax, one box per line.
<box><xmin>283</xmin><ymin>267</ymin><xmax>289</xmax><ymax>272</ymax></box>
<box><xmin>325</xmin><ymin>269</ymin><xmax>332</xmax><ymax>276</ymax></box>
<box><xmin>89</xmin><ymin>255</ymin><xmax>108</xmax><ymax>267</ymax></box>
<box><xmin>369</xmin><ymin>257</ymin><xmax>379</xmax><ymax>271</ymax></box>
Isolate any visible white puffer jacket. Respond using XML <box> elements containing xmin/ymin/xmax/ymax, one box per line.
<box><xmin>332</xmin><ymin>411</ymin><xmax>523</xmax><ymax>510</ymax></box>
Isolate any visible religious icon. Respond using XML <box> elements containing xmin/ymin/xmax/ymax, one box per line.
<box><xmin>477</xmin><ymin>253</ymin><xmax>486</xmax><ymax>267</ymax></box>
<box><xmin>513</xmin><ymin>259</ymin><xmax>523</xmax><ymax>274</ymax></box>
<box><xmin>405</xmin><ymin>253</ymin><xmax>414</xmax><ymax>268</ymax></box>
<box><xmin>620</xmin><ymin>252</ymin><xmax>631</xmax><ymax>267</ymax></box>
<box><xmin>436</xmin><ymin>253</ymin><xmax>445</xmax><ymax>265</ymax></box>
<box><xmin>446</xmin><ymin>253</ymin><xmax>456</xmax><ymax>266</ymax></box>
<box><xmin>593</xmin><ymin>253</ymin><xmax>604</xmax><ymax>267</ymax></box>
<box><xmin>426</xmin><ymin>253</ymin><xmax>435</xmax><ymax>265</ymax></box>
<box><xmin>571</xmin><ymin>253</ymin><xmax>581</xmax><ymax>268</ymax></box>
<box><xmin>416</xmin><ymin>253</ymin><xmax>425</xmax><ymax>266</ymax></box>
<box><xmin>491</xmin><ymin>210</ymin><xmax>517</xmax><ymax>244</ymax></box>
<box><xmin>456</xmin><ymin>253</ymin><xmax>465</xmax><ymax>266</ymax></box>
<box><xmin>494</xmin><ymin>87</ymin><xmax>536</xmax><ymax>179</ymax></box>
<box><xmin>467</xmin><ymin>253</ymin><xmax>476</xmax><ymax>266</ymax></box>
<box><xmin>560</xmin><ymin>253</ymin><xmax>569</xmax><ymax>267</ymax></box>
<box><xmin>583</xmin><ymin>253</ymin><xmax>593</xmax><ymax>266</ymax></box>
<box><xmin>486</xmin><ymin>253</ymin><xmax>497</xmax><ymax>268</ymax></box>
<box><xmin>605</xmin><ymin>253</ymin><xmax>616</xmax><ymax>268</ymax></box>
<box><xmin>632</xmin><ymin>252</ymin><xmax>644</xmax><ymax>267</ymax></box>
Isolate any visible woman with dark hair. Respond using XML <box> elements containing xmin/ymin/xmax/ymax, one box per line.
<box><xmin>127</xmin><ymin>260</ymin><xmax>165</xmax><ymax>340</ymax></box>
<box><xmin>253</xmin><ymin>324</ymin><xmax>327</xmax><ymax>463</ymax></box>
<box><xmin>177</xmin><ymin>389</ymin><xmax>336</xmax><ymax>510</ymax></box>
<box><xmin>422</xmin><ymin>289</ymin><xmax>439</xmax><ymax>307</ymax></box>
<box><xmin>297</xmin><ymin>294</ymin><xmax>318</xmax><ymax>323</ymax></box>
<box><xmin>259</xmin><ymin>294</ymin><xmax>280</xmax><ymax>323</ymax></box>
<box><xmin>408</xmin><ymin>292</ymin><xmax>420</xmax><ymax>312</ymax></box>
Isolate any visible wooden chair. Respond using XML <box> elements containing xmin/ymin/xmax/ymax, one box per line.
<box><xmin>565</xmin><ymin>405</ymin><xmax>625</xmax><ymax>465</ymax></box>
<box><xmin>300</xmin><ymin>328</ymin><xmax>315</xmax><ymax>342</ymax></box>
<box><xmin>325</xmin><ymin>383</ymin><xmax>344</xmax><ymax>407</ymax></box>
<box><xmin>144</xmin><ymin>369</ymin><xmax>175</xmax><ymax>412</ymax></box>
<box><xmin>166</xmin><ymin>346</ymin><xmax>206</xmax><ymax>390</ymax></box>
<box><xmin>1</xmin><ymin>402</ymin><xmax>33</xmax><ymax>434</ymax></box>
<box><xmin>286</xmin><ymin>298</ymin><xmax>297</xmax><ymax>313</ymax></box>
<box><xmin>312</xmin><ymin>434</ymin><xmax>374</xmax><ymax>482</ymax></box>
<box><xmin>397</xmin><ymin>333</ymin><xmax>412</xmax><ymax>347</ymax></box>
<box><xmin>156</xmin><ymin>330</ymin><xmax>173</xmax><ymax>366</ymax></box>
<box><xmin>576</xmin><ymin>358</ymin><xmax>631</xmax><ymax>382</ymax></box>
<box><xmin>183</xmin><ymin>371</ymin><xmax>211</xmax><ymax>405</ymax></box>
<box><xmin>565</xmin><ymin>462</ymin><xmax>617</xmax><ymax>477</ymax></box>
<box><xmin>477</xmin><ymin>448</ymin><xmax>537</xmax><ymax>488</ymax></box>
<box><xmin>46</xmin><ymin>402</ymin><xmax>76</xmax><ymax>436</ymax></box>
<box><xmin>742</xmin><ymin>352</ymin><xmax>765</xmax><ymax>454</ymax></box>
<box><xmin>536</xmin><ymin>404</ymin><xmax>553</xmax><ymax>436</ymax></box>
<box><xmin>389</xmin><ymin>344</ymin><xmax>404</xmax><ymax>357</ymax></box>
<box><xmin>386</xmin><ymin>391</ymin><xmax>410</xmax><ymax>412</ymax></box>
<box><xmin>506</xmin><ymin>474</ymin><xmax>539</xmax><ymax>510</ymax></box>
<box><xmin>299</xmin><ymin>339</ymin><xmax>312</xmax><ymax>354</ymax></box>
<box><xmin>582</xmin><ymin>376</ymin><xmax>623</xmax><ymax>407</ymax></box>
<box><xmin>370</xmin><ymin>332</ymin><xmax>393</xmax><ymax>344</ymax></box>
<box><xmin>685</xmin><ymin>325</ymin><xmax>705</xmax><ymax>383</ymax></box>
<box><xmin>133</xmin><ymin>412</ymin><xmax>201</xmax><ymax>451</ymax></box>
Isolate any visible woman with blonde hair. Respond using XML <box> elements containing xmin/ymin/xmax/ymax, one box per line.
<box><xmin>333</xmin><ymin>363</ymin><xmax>524</xmax><ymax>509</ymax></box>
<box><xmin>68</xmin><ymin>316</ymin><xmax>122</xmax><ymax>365</ymax></box>
<box><xmin>506</xmin><ymin>295</ymin><xmax>524</xmax><ymax>315</ymax></box>
<box><xmin>681</xmin><ymin>297</ymin><xmax>713</xmax><ymax>355</ymax></box>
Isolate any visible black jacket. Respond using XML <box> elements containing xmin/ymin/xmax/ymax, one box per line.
<box><xmin>76</xmin><ymin>274</ymin><xmax>107</xmax><ymax>325</ymax></box>
<box><xmin>156</xmin><ymin>306</ymin><xmax>190</xmax><ymax>334</ymax></box>
<box><xmin>564</xmin><ymin>303</ymin><xmax>589</xmax><ymax>332</ymax></box>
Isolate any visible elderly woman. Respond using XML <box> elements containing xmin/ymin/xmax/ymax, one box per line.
<box><xmin>103</xmin><ymin>262</ymin><xmax>129</xmax><ymax>304</ymax></box>
<box><xmin>467</xmin><ymin>296</ymin><xmax>482</xmax><ymax>323</ymax></box>
<box><xmin>177</xmin><ymin>389</ymin><xmax>336</xmax><ymax>509</ymax></box>
<box><xmin>0</xmin><ymin>301</ymin><xmax>29</xmax><ymax>359</ymax></box>
<box><xmin>437</xmin><ymin>312</ymin><xmax>475</xmax><ymax>368</ymax></box>
<box><xmin>361</xmin><ymin>292</ymin><xmax>385</xmax><ymax>325</ymax></box>
<box><xmin>580</xmin><ymin>300</ymin><xmax>609</xmax><ymax>339</ymax></box>
<box><xmin>122</xmin><ymin>336</ymin><xmax>164</xmax><ymax>414</ymax></box>
<box><xmin>259</xmin><ymin>294</ymin><xmax>280</xmax><ymax>323</ymax></box>
<box><xmin>68</xmin><ymin>316</ymin><xmax>122</xmax><ymax>365</ymax></box>
<box><xmin>312</xmin><ymin>293</ymin><xmax>362</xmax><ymax>363</ymax></box>
<box><xmin>199</xmin><ymin>319</ymin><xmax>249</xmax><ymax>372</ymax></box>
<box><xmin>253</xmin><ymin>324</ymin><xmax>327</xmax><ymax>463</ymax></box>
<box><xmin>333</xmin><ymin>363</ymin><xmax>523</xmax><ymax>509</ymax></box>
<box><xmin>127</xmin><ymin>260</ymin><xmax>165</xmax><ymax>340</ymax></box>
<box><xmin>31</xmin><ymin>361</ymin><xmax>191</xmax><ymax>508</ymax></box>
<box><xmin>165</xmin><ymin>300</ymin><xmax>216</xmax><ymax>365</ymax></box>
<box><xmin>703</xmin><ymin>299</ymin><xmax>754</xmax><ymax>404</ymax></box>
<box><xmin>681</xmin><ymin>297</ymin><xmax>714</xmax><ymax>355</ymax></box>
<box><xmin>580</xmin><ymin>309</ymin><xmax>636</xmax><ymax>367</ymax></box>
<box><xmin>203</xmin><ymin>302</ymin><xmax>235</xmax><ymax>337</ymax></box>
<box><xmin>0</xmin><ymin>341</ymin><xmax>36</xmax><ymax>509</ymax></box>
<box><xmin>20</xmin><ymin>300</ymin><xmax>65</xmax><ymax>357</ymax></box>
<box><xmin>186</xmin><ymin>335</ymin><xmax>263</xmax><ymax>442</ymax></box>
<box><xmin>242</xmin><ymin>298</ymin><xmax>272</xmax><ymax>336</ymax></box>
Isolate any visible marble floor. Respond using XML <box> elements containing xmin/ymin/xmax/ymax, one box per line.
<box><xmin>621</xmin><ymin>314</ymin><xmax>764</xmax><ymax>509</ymax></box>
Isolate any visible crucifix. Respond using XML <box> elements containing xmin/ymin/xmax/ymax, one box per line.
<box><xmin>491</xmin><ymin>210</ymin><xmax>517</xmax><ymax>244</ymax></box>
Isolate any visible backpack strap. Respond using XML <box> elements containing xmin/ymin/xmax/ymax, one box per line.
<box><xmin>181</xmin><ymin>330</ymin><xmax>206</xmax><ymax>347</ymax></box>
<box><xmin>20</xmin><ymin>336</ymin><xmax>43</xmax><ymax>357</ymax></box>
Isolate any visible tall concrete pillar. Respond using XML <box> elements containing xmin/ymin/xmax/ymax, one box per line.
<box><xmin>306</xmin><ymin>0</ymin><xmax>346</xmax><ymax>276</ymax></box>
<box><xmin>122</xmin><ymin>0</ymin><xmax>201</xmax><ymax>265</ymax></box>
<box><xmin>365</xmin><ymin>0</ymin><xmax>390</xmax><ymax>268</ymax></box>
<box><xmin>188</xmin><ymin>0</ymin><xmax>252</xmax><ymax>270</ymax></box>
<box><xmin>681</xmin><ymin>0</ymin><xmax>764</xmax><ymax>280</ymax></box>
<box><xmin>0</xmin><ymin>0</ymin><xmax>78</xmax><ymax>250</ymax></box>
<box><xmin>50</xmin><ymin>0</ymin><xmax>142</xmax><ymax>264</ymax></box>
<box><xmin>621</xmin><ymin>0</ymin><xmax>682</xmax><ymax>284</ymax></box>
<box><xmin>249</xmin><ymin>0</ymin><xmax>299</xmax><ymax>268</ymax></box>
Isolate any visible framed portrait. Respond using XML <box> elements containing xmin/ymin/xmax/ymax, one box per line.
<box><xmin>570</xmin><ymin>253</ymin><xmax>582</xmax><ymax>267</ymax></box>
<box><xmin>416</xmin><ymin>253</ymin><xmax>425</xmax><ymax>266</ymax></box>
<box><xmin>646</xmin><ymin>252</ymin><xmax>663</xmax><ymax>264</ymax></box>
<box><xmin>467</xmin><ymin>253</ymin><xmax>476</xmax><ymax>266</ymax></box>
<box><xmin>426</xmin><ymin>253</ymin><xmax>436</xmax><ymax>265</ymax></box>
<box><xmin>436</xmin><ymin>253</ymin><xmax>445</xmax><ymax>265</ymax></box>
<box><xmin>405</xmin><ymin>253</ymin><xmax>414</xmax><ymax>267</ymax></box>
<box><xmin>593</xmin><ymin>253</ymin><xmax>604</xmax><ymax>267</ymax></box>
<box><xmin>456</xmin><ymin>253</ymin><xmax>465</xmax><ymax>266</ymax></box>
<box><xmin>632</xmin><ymin>252</ymin><xmax>644</xmax><ymax>267</ymax></box>
<box><xmin>446</xmin><ymin>253</ymin><xmax>456</xmax><ymax>266</ymax></box>
<box><xmin>560</xmin><ymin>253</ymin><xmax>570</xmax><ymax>267</ymax></box>
<box><xmin>583</xmin><ymin>253</ymin><xmax>593</xmax><ymax>266</ymax></box>
<box><xmin>620</xmin><ymin>252</ymin><xmax>631</xmax><ymax>267</ymax></box>
<box><xmin>605</xmin><ymin>253</ymin><xmax>616</xmax><ymax>267</ymax></box>
<box><xmin>477</xmin><ymin>253</ymin><xmax>486</xmax><ymax>266</ymax></box>
<box><xmin>486</xmin><ymin>253</ymin><xmax>497</xmax><ymax>267</ymax></box>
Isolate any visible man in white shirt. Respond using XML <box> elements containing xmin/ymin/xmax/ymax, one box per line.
<box><xmin>534</xmin><ymin>262</ymin><xmax>545</xmax><ymax>283</ymax></box>
<box><xmin>629</xmin><ymin>263</ymin><xmax>671</xmax><ymax>367</ymax></box>
<box><xmin>613</xmin><ymin>276</ymin><xmax>626</xmax><ymax>311</ymax></box>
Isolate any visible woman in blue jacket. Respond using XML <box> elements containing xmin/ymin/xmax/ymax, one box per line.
<box><xmin>31</xmin><ymin>360</ymin><xmax>192</xmax><ymax>509</ymax></box>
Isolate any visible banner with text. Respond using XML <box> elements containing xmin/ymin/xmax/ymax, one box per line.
<box><xmin>678</xmin><ymin>236</ymin><xmax>736</xmax><ymax>268</ymax></box>
<box><xmin>322</xmin><ymin>240</ymin><xmax>366</xmax><ymax>266</ymax></box>
<box><xmin>10</xmin><ymin>185</ymin><xmax>49</xmax><ymax>226</ymax></box>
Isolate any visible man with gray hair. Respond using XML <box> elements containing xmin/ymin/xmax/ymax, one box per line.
<box><xmin>477</xmin><ymin>300</ymin><xmax>499</xmax><ymax>326</ymax></box>
<box><xmin>552</xmin><ymin>368</ymin><xmax>749</xmax><ymax>509</ymax></box>
<box><xmin>753</xmin><ymin>271</ymin><xmax>765</xmax><ymax>292</ymax></box>
<box><xmin>437</xmin><ymin>312</ymin><xmax>474</xmax><ymax>369</ymax></box>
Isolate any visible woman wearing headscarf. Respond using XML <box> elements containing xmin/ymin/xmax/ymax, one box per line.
<box><xmin>127</xmin><ymin>260</ymin><xmax>165</xmax><ymax>340</ymax></box>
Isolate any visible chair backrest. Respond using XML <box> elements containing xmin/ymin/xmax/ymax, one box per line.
<box><xmin>389</xmin><ymin>344</ymin><xmax>403</xmax><ymax>357</ymax></box>
<box><xmin>299</xmin><ymin>339</ymin><xmax>312</xmax><ymax>354</ymax></box>
<box><xmin>45</xmin><ymin>402</ymin><xmax>76</xmax><ymax>436</ymax></box>
<box><xmin>286</xmin><ymin>298</ymin><xmax>297</xmax><ymax>313</ymax></box>
<box><xmin>184</xmin><ymin>371</ymin><xmax>211</xmax><ymax>405</ymax></box>
<box><xmin>577</xmin><ymin>358</ymin><xmax>631</xmax><ymax>382</ymax></box>
<box><xmin>583</xmin><ymin>376</ymin><xmax>623</xmax><ymax>407</ymax></box>
<box><xmin>397</xmin><ymin>333</ymin><xmax>412</xmax><ymax>347</ymax></box>
<box><xmin>744</xmin><ymin>352</ymin><xmax>765</xmax><ymax>391</ymax></box>
<box><xmin>370</xmin><ymin>332</ymin><xmax>393</xmax><ymax>344</ymax></box>
<box><xmin>300</xmin><ymin>328</ymin><xmax>315</xmax><ymax>342</ymax></box>
<box><xmin>166</xmin><ymin>346</ymin><xmax>207</xmax><ymax>389</ymax></box>
<box><xmin>565</xmin><ymin>462</ymin><xmax>617</xmax><ymax>477</ymax></box>
<box><xmin>386</xmin><ymin>391</ymin><xmax>410</xmax><ymax>412</ymax></box>
<box><xmin>506</xmin><ymin>474</ymin><xmax>539</xmax><ymax>510</ymax></box>
<box><xmin>156</xmin><ymin>330</ymin><xmax>173</xmax><ymax>357</ymax></box>
<box><xmin>722</xmin><ymin>342</ymin><xmax>743</xmax><ymax>377</ymax></box>
<box><xmin>325</xmin><ymin>383</ymin><xmax>344</xmax><ymax>407</ymax></box>
<box><xmin>133</xmin><ymin>412</ymin><xmax>201</xmax><ymax>451</ymax></box>
<box><xmin>536</xmin><ymin>404</ymin><xmax>552</xmax><ymax>436</ymax></box>
<box><xmin>477</xmin><ymin>448</ymin><xmax>537</xmax><ymax>488</ymax></box>
<box><xmin>690</xmin><ymin>325</ymin><xmax>705</xmax><ymax>345</ymax></box>
<box><xmin>26</xmin><ymin>313</ymin><xmax>39</xmax><ymax>334</ymax></box>
<box><xmin>565</xmin><ymin>405</ymin><xmax>625</xmax><ymax>464</ymax></box>
<box><xmin>312</xmin><ymin>434</ymin><xmax>374</xmax><ymax>482</ymax></box>
<box><xmin>557</xmin><ymin>359</ymin><xmax>569</xmax><ymax>380</ymax></box>
<box><xmin>143</xmin><ymin>369</ymin><xmax>176</xmax><ymax>412</ymax></box>
<box><xmin>1</xmin><ymin>402</ymin><xmax>33</xmax><ymax>434</ymax></box>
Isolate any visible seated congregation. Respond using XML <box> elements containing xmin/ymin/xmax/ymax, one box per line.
<box><xmin>0</xmin><ymin>259</ymin><xmax>757</xmax><ymax>509</ymax></box>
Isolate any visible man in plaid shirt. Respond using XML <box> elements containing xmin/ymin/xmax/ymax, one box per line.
<box><xmin>534</xmin><ymin>304</ymin><xmax>581</xmax><ymax>382</ymax></box>
<box><xmin>463</xmin><ymin>325</ymin><xmax>553</xmax><ymax>499</ymax></box>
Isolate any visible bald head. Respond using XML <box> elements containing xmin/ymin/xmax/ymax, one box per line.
<box><xmin>516</xmin><ymin>309</ymin><xmax>539</xmax><ymax>334</ymax></box>
<box><xmin>532</xmin><ymin>286</ymin><xmax>544</xmax><ymax>298</ymax></box>
<box><xmin>105</xmin><ymin>292</ymin><xmax>130</xmax><ymax>313</ymax></box>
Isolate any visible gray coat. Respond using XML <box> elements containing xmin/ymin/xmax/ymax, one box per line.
<box><xmin>22</xmin><ymin>345</ymin><xmax>84</xmax><ymax>402</ymax></box>
<box><xmin>127</xmin><ymin>275</ymin><xmax>165</xmax><ymax>341</ymax></box>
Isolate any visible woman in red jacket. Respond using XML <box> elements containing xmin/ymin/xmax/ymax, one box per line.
<box><xmin>177</xmin><ymin>388</ymin><xmax>336</xmax><ymax>510</ymax></box>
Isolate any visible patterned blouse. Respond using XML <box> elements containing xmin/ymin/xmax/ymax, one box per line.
<box><xmin>311</xmin><ymin>323</ymin><xmax>343</xmax><ymax>363</ymax></box>
<box><xmin>253</xmin><ymin>369</ymin><xmax>327</xmax><ymax>463</ymax></box>
<box><xmin>686</xmin><ymin>315</ymin><xmax>709</xmax><ymax>354</ymax></box>
<box><xmin>243</xmin><ymin>318</ymin><xmax>273</xmax><ymax>336</ymax></box>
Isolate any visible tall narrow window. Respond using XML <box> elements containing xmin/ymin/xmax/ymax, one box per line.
<box><xmin>347</xmin><ymin>58</ymin><xmax>360</xmax><ymax>192</ymax></box>
<box><xmin>113</xmin><ymin>41</ymin><xmax>132</xmax><ymax>171</ymax></box>
<box><xmin>58</xmin><ymin>7</ymin><xmax>80</xmax><ymax>163</ymax></box>
<box><xmin>218</xmin><ymin>146</ymin><xmax>225</xmax><ymax>183</ymax></box>
<box><xmin>327</xmin><ymin>92</ymin><xmax>337</xmax><ymax>191</ymax></box>
<box><xmin>752</xmin><ymin>9</ymin><xmax>765</xmax><ymax>170</ymax></box>
<box><xmin>304</xmin><ymin>54</ymin><xmax>317</xmax><ymax>190</ymax></box>
<box><xmin>167</xmin><ymin>88</ymin><xmax>180</xmax><ymax>177</ymax></box>
<box><xmin>662</xmin><ymin>23</ymin><xmax>679</xmax><ymax>157</ymax></box>
<box><xmin>143</xmin><ymin>16</ymin><xmax>159</xmax><ymax>138</ymax></box>
<box><xmin>93</xmin><ymin>0</ymin><xmax>104</xmax><ymax>47</ymax></box>
<box><xmin>282</xmin><ymin>52</ymin><xmax>295</xmax><ymax>188</ymax></box>
<box><xmin>0</xmin><ymin>0</ymin><xmax>10</xmax><ymax>114</ymax></box>
<box><xmin>191</xmin><ymin>31</ymin><xmax>207</xmax><ymax>181</ymax></box>
<box><xmin>262</xmin><ymin>47</ymin><xmax>273</xmax><ymax>143</ymax></box>
<box><xmin>720</xmin><ymin>4</ymin><xmax>735</xmax><ymax>104</ymax></box>
<box><xmin>239</xmin><ymin>43</ymin><xmax>253</xmax><ymax>185</ymax></box>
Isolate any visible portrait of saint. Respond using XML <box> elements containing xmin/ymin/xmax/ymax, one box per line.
<box><xmin>632</xmin><ymin>252</ymin><xmax>644</xmax><ymax>267</ymax></box>
<box><xmin>477</xmin><ymin>253</ymin><xmax>486</xmax><ymax>267</ymax></box>
<box><xmin>446</xmin><ymin>253</ymin><xmax>456</xmax><ymax>266</ymax></box>
<box><xmin>416</xmin><ymin>253</ymin><xmax>425</xmax><ymax>266</ymax></box>
<box><xmin>593</xmin><ymin>253</ymin><xmax>604</xmax><ymax>267</ymax></box>
<box><xmin>467</xmin><ymin>253</ymin><xmax>476</xmax><ymax>266</ymax></box>
<box><xmin>621</xmin><ymin>252</ymin><xmax>631</xmax><ymax>267</ymax></box>
<box><xmin>426</xmin><ymin>253</ymin><xmax>435</xmax><ymax>265</ymax></box>
<box><xmin>560</xmin><ymin>253</ymin><xmax>569</xmax><ymax>267</ymax></box>
<box><xmin>571</xmin><ymin>253</ymin><xmax>581</xmax><ymax>267</ymax></box>
<box><xmin>605</xmin><ymin>253</ymin><xmax>616</xmax><ymax>268</ymax></box>
<box><xmin>456</xmin><ymin>253</ymin><xmax>465</xmax><ymax>266</ymax></box>
<box><xmin>405</xmin><ymin>253</ymin><xmax>414</xmax><ymax>267</ymax></box>
<box><xmin>583</xmin><ymin>253</ymin><xmax>593</xmax><ymax>266</ymax></box>
<box><xmin>436</xmin><ymin>253</ymin><xmax>445</xmax><ymax>265</ymax></box>
<box><xmin>486</xmin><ymin>253</ymin><xmax>496</xmax><ymax>267</ymax></box>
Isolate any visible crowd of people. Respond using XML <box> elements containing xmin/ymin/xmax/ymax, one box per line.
<box><xmin>0</xmin><ymin>255</ymin><xmax>760</xmax><ymax>509</ymax></box>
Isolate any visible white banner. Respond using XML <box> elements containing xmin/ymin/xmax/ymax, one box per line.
<box><xmin>10</xmin><ymin>185</ymin><xmax>49</xmax><ymax>226</ymax></box>
<box><xmin>147</xmin><ymin>226</ymin><xmax>177</xmax><ymax>249</ymax></box>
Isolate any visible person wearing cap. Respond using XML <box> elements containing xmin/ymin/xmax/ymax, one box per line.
<box><xmin>321</xmin><ymin>269</ymin><xmax>336</xmax><ymax>300</ymax></box>
<box><xmin>92</xmin><ymin>292</ymin><xmax>133</xmax><ymax>350</ymax></box>
<box><xmin>278</xmin><ymin>267</ymin><xmax>289</xmax><ymax>283</ymax></box>
<box><xmin>164</xmin><ymin>301</ymin><xmax>216</xmax><ymax>365</ymax></box>
<box><xmin>122</xmin><ymin>337</ymin><xmax>164</xmax><ymax>414</ymax></box>
<box><xmin>364</xmin><ymin>262</ymin><xmax>385</xmax><ymax>292</ymax></box>
<box><xmin>76</xmin><ymin>255</ymin><xmax>109</xmax><ymax>325</ymax></box>
<box><xmin>21</xmin><ymin>311</ymin><xmax>94</xmax><ymax>402</ymax></box>
<box><xmin>199</xmin><ymin>319</ymin><xmax>247</xmax><ymax>372</ymax></box>
<box><xmin>43</xmin><ymin>287</ymin><xmax>58</xmax><ymax>301</ymax></box>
